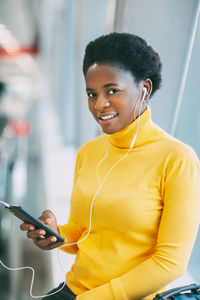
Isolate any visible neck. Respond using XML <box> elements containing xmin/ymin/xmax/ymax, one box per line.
<box><xmin>104</xmin><ymin>105</ymin><xmax>152</xmax><ymax>149</ymax></box>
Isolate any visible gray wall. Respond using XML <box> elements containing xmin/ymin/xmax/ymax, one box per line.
<box><xmin>114</xmin><ymin>0</ymin><xmax>200</xmax><ymax>153</ymax></box>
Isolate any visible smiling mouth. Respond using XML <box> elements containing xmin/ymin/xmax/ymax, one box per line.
<box><xmin>97</xmin><ymin>113</ymin><xmax>118</xmax><ymax>121</ymax></box>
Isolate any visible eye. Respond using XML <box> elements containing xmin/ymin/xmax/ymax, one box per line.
<box><xmin>107</xmin><ymin>89</ymin><xmax>120</xmax><ymax>95</ymax></box>
<box><xmin>87</xmin><ymin>92</ymin><xmax>96</xmax><ymax>99</ymax></box>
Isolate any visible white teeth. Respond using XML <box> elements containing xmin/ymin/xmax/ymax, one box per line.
<box><xmin>100</xmin><ymin>114</ymin><xmax>117</xmax><ymax>120</ymax></box>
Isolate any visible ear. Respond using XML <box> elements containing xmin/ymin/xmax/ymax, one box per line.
<box><xmin>143</xmin><ymin>79</ymin><xmax>153</xmax><ymax>100</ymax></box>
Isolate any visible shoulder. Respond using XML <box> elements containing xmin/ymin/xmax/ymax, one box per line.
<box><xmin>78</xmin><ymin>135</ymin><xmax>104</xmax><ymax>153</ymax></box>
<box><xmin>75</xmin><ymin>135</ymin><xmax>106</xmax><ymax>163</ymax></box>
<box><xmin>73</xmin><ymin>136</ymin><xmax>104</xmax><ymax>173</ymax></box>
<box><xmin>151</xmin><ymin>121</ymin><xmax>199</xmax><ymax>164</ymax></box>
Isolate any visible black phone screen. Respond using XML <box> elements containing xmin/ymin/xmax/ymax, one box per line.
<box><xmin>5</xmin><ymin>205</ymin><xmax>65</xmax><ymax>243</ymax></box>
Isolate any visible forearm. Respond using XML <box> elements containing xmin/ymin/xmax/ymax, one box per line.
<box><xmin>76</xmin><ymin>243</ymin><xmax>195</xmax><ymax>300</ymax></box>
<box><xmin>57</xmin><ymin>209</ymin><xmax>84</xmax><ymax>254</ymax></box>
<box><xmin>58</xmin><ymin>223</ymin><xmax>81</xmax><ymax>254</ymax></box>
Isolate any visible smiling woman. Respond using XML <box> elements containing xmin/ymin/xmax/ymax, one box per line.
<box><xmin>20</xmin><ymin>32</ymin><xmax>200</xmax><ymax>300</ymax></box>
<box><xmin>85</xmin><ymin>63</ymin><xmax>151</xmax><ymax>134</ymax></box>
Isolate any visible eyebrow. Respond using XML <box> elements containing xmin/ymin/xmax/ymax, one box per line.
<box><xmin>86</xmin><ymin>83</ymin><xmax>119</xmax><ymax>91</ymax></box>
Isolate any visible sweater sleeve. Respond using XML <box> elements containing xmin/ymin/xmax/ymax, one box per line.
<box><xmin>58</xmin><ymin>149</ymin><xmax>84</xmax><ymax>254</ymax></box>
<box><xmin>76</xmin><ymin>156</ymin><xmax>200</xmax><ymax>300</ymax></box>
<box><xmin>58</xmin><ymin>213</ymin><xmax>83</xmax><ymax>254</ymax></box>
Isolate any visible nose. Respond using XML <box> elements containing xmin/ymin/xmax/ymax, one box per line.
<box><xmin>94</xmin><ymin>94</ymin><xmax>110</xmax><ymax>111</ymax></box>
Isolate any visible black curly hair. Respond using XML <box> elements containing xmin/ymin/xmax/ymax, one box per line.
<box><xmin>83</xmin><ymin>32</ymin><xmax>162</xmax><ymax>97</ymax></box>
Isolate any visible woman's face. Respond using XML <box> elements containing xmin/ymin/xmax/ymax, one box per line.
<box><xmin>86</xmin><ymin>63</ymin><xmax>146</xmax><ymax>134</ymax></box>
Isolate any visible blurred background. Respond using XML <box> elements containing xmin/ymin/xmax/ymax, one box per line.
<box><xmin>0</xmin><ymin>0</ymin><xmax>200</xmax><ymax>299</ymax></box>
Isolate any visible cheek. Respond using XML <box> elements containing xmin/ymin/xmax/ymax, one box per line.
<box><xmin>119</xmin><ymin>101</ymin><xmax>135</xmax><ymax>116</ymax></box>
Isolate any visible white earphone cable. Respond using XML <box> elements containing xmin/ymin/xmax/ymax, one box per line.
<box><xmin>0</xmin><ymin>200</ymin><xmax>66</xmax><ymax>298</ymax></box>
<box><xmin>0</xmin><ymin>92</ymin><xmax>146</xmax><ymax>299</ymax></box>
<box><xmin>64</xmin><ymin>91</ymin><xmax>146</xmax><ymax>247</ymax></box>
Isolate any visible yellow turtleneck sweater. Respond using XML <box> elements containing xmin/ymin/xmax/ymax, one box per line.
<box><xmin>58</xmin><ymin>106</ymin><xmax>200</xmax><ymax>300</ymax></box>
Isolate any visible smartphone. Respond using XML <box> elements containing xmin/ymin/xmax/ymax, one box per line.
<box><xmin>5</xmin><ymin>205</ymin><xmax>65</xmax><ymax>243</ymax></box>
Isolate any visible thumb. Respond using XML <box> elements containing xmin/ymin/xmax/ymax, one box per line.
<box><xmin>40</xmin><ymin>210</ymin><xmax>55</xmax><ymax>225</ymax></box>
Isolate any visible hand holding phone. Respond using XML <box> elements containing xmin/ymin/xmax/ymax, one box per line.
<box><xmin>6</xmin><ymin>205</ymin><xmax>65</xmax><ymax>250</ymax></box>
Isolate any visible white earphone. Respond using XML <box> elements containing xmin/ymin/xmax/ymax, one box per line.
<box><xmin>143</xmin><ymin>87</ymin><xmax>147</xmax><ymax>98</ymax></box>
<box><xmin>0</xmin><ymin>83</ymin><xmax>150</xmax><ymax>300</ymax></box>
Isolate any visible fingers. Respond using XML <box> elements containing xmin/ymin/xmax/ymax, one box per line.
<box><xmin>28</xmin><ymin>229</ymin><xmax>65</xmax><ymax>250</ymax></box>
<box><xmin>20</xmin><ymin>209</ymin><xmax>57</xmax><ymax>234</ymax></box>
<box><xmin>38</xmin><ymin>210</ymin><xmax>58</xmax><ymax>233</ymax></box>
<box><xmin>20</xmin><ymin>223</ymin><xmax>35</xmax><ymax>231</ymax></box>
<box><xmin>27</xmin><ymin>228</ymin><xmax>46</xmax><ymax>239</ymax></box>
<box><xmin>19</xmin><ymin>209</ymin><xmax>60</xmax><ymax>251</ymax></box>
<box><xmin>33</xmin><ymin>236</ymin><xmax>64</xmax><ymax>250</ymax></box>
<box><xmin>39</xmin><ymin>210</ymin><xmax>54</xmax><ymax>225</ymax></box>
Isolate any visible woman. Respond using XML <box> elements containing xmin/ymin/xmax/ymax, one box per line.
<box><xmin>21</xmin><ymin>32</ymin><xmax>200</xmax><ymax>300</ymax></box>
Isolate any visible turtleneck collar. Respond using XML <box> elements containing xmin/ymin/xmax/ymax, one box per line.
<box><xmin>104</xmin><ymin>105</ymin><xmax>152</xmax><ymax>149</ymax></box>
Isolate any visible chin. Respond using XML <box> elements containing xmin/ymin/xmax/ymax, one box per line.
<box><xmin>101</xmin><ymin>127</ymin><xmax>120</xmax><ymax>134</ymax></box>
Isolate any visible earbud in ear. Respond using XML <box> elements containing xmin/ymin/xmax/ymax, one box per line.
<box><xmin>143</xmin><ymin>87</ymin><xmax>147</xmax><ymax>95</ymax></box>
<box><xmin>141</xmin><ymin>87</ymin><xmax>147</xmax><ymax>101</ymax></box>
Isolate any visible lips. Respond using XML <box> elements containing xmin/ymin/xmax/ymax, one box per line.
<box><xmin>97</xmin><ymin>113</ymin><xmax>118</xmax><ymax>121</ymax></box>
